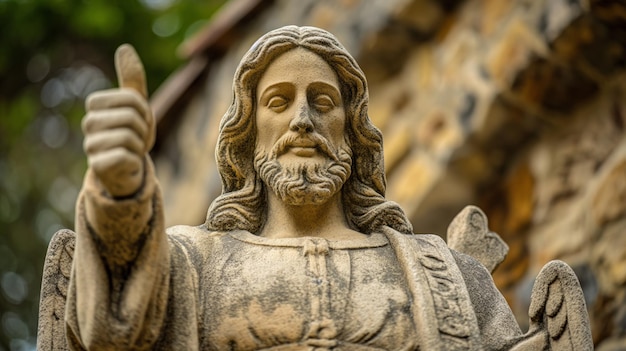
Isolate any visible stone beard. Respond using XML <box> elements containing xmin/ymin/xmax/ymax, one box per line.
<box><xmin>254</xmin><ymin>133</ymin><xmax>353</xmax><ymax>206</ymax></box>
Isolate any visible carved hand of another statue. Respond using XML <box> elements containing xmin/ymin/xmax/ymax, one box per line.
<box><xmin>82</xmin><ymin>44</ymin><xmax>154</xmax><ymax>198</ymax></box>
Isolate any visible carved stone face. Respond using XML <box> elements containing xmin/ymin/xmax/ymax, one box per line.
<box><xmin>254</xmin><ymin>48</ymin><xmax>352</xmax><ymax>205</ymax></box>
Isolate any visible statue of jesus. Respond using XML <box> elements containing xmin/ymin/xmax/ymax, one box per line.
<box><xmin>38</xmin><ymin>25</ymin><xmax>592</xmax><ymax>350</ymax></box>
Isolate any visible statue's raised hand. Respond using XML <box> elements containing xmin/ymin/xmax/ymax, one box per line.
<box><xmin>82</xmin><ymin>44</ymin><xmax>155</xmax><ymax>198</ymax></box>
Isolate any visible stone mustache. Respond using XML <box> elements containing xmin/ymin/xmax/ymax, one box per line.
<box><xmin>38</xmin><ymin>26</ymin><xmax>592</xmax><ymax>350</ymax></box>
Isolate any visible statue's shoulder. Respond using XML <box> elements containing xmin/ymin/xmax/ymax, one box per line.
<box><xmin>404</xmin><ymin>232</ymin><xmax>447</xmax><ymax>247</ymax></box>
<box><xmin>166</xmin><ymin>224</ymin><xmax>235</xmax><ymax>239</ymax></box>
<box><xmin>382</xmin><ymin>228</ymin><xmax>450</xmax><ymax>256</ymax></box>
<box><xmin>165</xmin><ymin>225</ymin><xmax>231</xmax><ymax>262</ymax></box>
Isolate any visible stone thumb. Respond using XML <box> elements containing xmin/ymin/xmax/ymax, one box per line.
<box><xmin>114</xmin><ymin>44</ymin><xmax>148</xmax><ymax>98</ymax></box>
<box><xmin>114</xmin><ymin>43</ymin><xmax>155</xmax><ymax>151</ymax></box>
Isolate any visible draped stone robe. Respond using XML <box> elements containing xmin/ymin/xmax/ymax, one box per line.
<box><xmin>64</xmin><ymin>160</ymin><xmax>524</xmax><ymax>350</ymax></box>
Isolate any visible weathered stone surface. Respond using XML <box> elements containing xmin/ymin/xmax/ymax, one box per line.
<box><xmin>134</xmin><ymin>0</ymin><xmax>626</xmax><ymax>348</ymax></box>
<box><xmin>447</xmin><ymin>205</ymin><xmax>508</xmax><ymax>273</ymax></box>
<box><xmin>37</xmin><ymin>229</ymin><xmax>74</xmax><ymax>351</ymax></box>
<box><xmin>524</xmin><ymin>260</ymin><xmax>593</xmax><ymax>350</ymax></box>
<box><xmin>40</xmin><ymin>25</ymin><xmax>594</xmax><ymax>350</ymax></box>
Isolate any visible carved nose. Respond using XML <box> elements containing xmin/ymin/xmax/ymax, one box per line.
<box><xmin>289</xmin><ymin>105</ymin><xmax>314</xmax><ymax>133</ymax></box>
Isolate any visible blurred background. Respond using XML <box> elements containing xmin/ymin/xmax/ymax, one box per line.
<box><xmin>0</xmin><ymin>0</ymin><xmax>226</xmax><ymax>349</ymax></box>
<box><xmin>2</xmin><ymin>0</ymin><xmax>626</xmax><ymax>350</ymax></box>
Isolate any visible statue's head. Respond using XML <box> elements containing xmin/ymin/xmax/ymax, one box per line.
<box><xmin>205</xmin><ymin>25</ymin><xmax>412</xmax><ymax>235</ymax></box>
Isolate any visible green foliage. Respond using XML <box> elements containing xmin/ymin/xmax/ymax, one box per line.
<box><xmin>0</xmin><ymin>0</ymin><xmax>226</xmax><ymax>349</ymax></box>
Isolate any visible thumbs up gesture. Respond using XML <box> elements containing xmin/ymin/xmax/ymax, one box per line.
<box><xmin>82</xmin><ymin>44</ymin><xmax>155</xmax><ymax>198</ymax></box>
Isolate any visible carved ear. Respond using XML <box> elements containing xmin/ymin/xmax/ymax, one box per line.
<box><xmin>37</xmin><ymin>229</ymin><xmax>76</xmax><ymax>351</ymax></box>
<box><xmin>446</xmin><ymin>205</ymin><xmax>508</xmax><ymax>273</ymax></box>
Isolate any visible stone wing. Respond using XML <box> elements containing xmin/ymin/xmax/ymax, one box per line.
<box><xmin>522</xmin><ymin>260</ymin><xmax>593</xmax><ymax>350</ymax></box>
<box><xmin>37</xmin><ymin>229</ymin><xmax>75</xmax><ymax>351</ymax></box>
<box><xmin>446</xmin><ymin>205</ymin><xmax>509</xmax><ymax>273</ymax></box>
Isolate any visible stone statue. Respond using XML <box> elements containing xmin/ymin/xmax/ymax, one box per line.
<box><xmin>38</xmin><ymin>26</ymin><xmax>592</xmax><ymax>350</ymax></box>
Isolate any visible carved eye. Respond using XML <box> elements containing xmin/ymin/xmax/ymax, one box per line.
<box><xmin>267</xmin><ymin>96</ymin><xmax>288</xmax><ymax>112</ymax></box>
<box><xmin>312</xmin><ymin>94</ymin><xmax>335</xmax><ymax>112</ymax></box>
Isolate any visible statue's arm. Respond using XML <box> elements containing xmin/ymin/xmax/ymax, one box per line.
<box><xmin>80</xmin><ymin>43</ymin><xmax>155</xmax><ymax>243</ymax></box>
<box><xmin>65</xmin><ymin>45</ymin><xmax>171</xmax><ymax>349</ymax></box>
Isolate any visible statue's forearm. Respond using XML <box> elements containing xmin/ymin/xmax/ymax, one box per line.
<box><xmin>81</xmin><ymin>156</ymin><xmax>157</xmax><ymax>266</ymax></box>
<box><xmin>68</xmin><ymin>156</ymin><xmax>171</xmax><ymax>349</ymax></box>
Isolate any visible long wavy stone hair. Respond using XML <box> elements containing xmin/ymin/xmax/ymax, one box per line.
<box><xmin>205</xmin><ymin>25</ymin><xmax>413</xmax><ymax>235</ymax></box>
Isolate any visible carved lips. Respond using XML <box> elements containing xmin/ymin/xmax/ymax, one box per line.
<box><xmin>273</xmin><ymin>134</ymin><xmax>338</xmax><ymax>162</ymax></box>
<box><xmin>287</xmin><ymin>138</ymin><xmax>318</xmax><ymax>157</ymax></box>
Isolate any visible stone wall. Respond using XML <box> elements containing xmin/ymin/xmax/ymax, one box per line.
<box><xmin>152</xmin><ymin>0</ymin><xmax>626</xmax><ymax>348</ymax></box>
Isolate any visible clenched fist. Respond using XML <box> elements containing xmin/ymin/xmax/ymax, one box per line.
<box><xmin>82</xmin><ymin>44</ymin><xmax>155</xmax><ymax>198</ymax></box>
